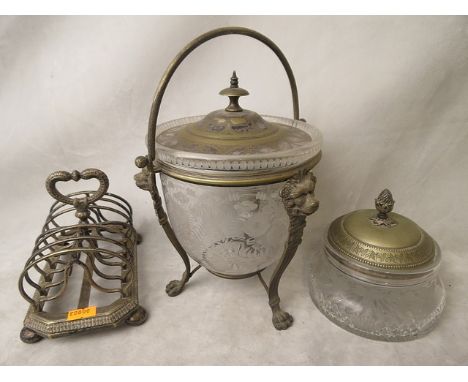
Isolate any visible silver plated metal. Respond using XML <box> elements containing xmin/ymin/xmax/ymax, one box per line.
<box><xmin>18</xmin><ymin>169</ymin><xmax>147</xmax><ymax>343</ymax></box>
<box><xmin>135</xmin><ymin>27</ymin><xmax>321</xmax><ymax>330</ymax></box>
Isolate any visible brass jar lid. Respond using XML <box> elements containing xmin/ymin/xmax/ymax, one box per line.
<box><xmin>154</xmin><ymin>72</ymin><xmax>322</xmax><ymax>186</ymax></box>
<box><xmin>327</xmin><ymin>189</ymin><xmax>436</xmax><ymax>272</ymax></box>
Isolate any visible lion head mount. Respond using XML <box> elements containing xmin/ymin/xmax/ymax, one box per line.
<box><xmin>280</xmin><ymin>169</ymin><xmax>319</xmax><ymax>216</ymax></box>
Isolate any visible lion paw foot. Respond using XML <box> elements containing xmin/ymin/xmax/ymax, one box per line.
<box><xmin>272</xmin><ymin>309</ymin><xmax>294</xmax><ymax>330</ymax></box>
<box><xmin>165</xmin><ymin>280</ymin><xmax>185</xmax><ymax>297</ymax></box>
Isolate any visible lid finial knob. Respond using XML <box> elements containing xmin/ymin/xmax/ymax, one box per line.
<box><xmin>219</xmin><ymin>71</ymin><xmax>249</xmax><ymax>112</ymax></box>
<box><xmin>370</xmin><ymin>189</ymin><xmax>397</xmax><ymax>227</ymax></box>
<box><xmin>230</xmin><ymin>71</ymin><xmax>239</xmax><ymax>88</ymax></box>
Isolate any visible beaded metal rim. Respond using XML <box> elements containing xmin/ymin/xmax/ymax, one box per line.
<box><xmin>157</xmin><ymin>152</ymin><xmax>321</xmax><ymax>186</ymax></box>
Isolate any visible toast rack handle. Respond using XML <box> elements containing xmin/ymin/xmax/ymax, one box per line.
<box><xmin>46</xmin><ymin>169</ymin><xmax>109</xmax><ymax>206</ymax></box>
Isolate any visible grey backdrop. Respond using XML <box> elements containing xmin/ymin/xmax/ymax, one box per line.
<box><xmin>1</xmin><ymin>15</ymin><xmax>467</xmax><ymax>365</ymax></box>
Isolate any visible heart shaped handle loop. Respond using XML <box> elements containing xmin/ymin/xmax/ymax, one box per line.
<box><xmin>45</xmin><ymin>169</ymin><xmax>109</xmax><ymax>206</ymax></box>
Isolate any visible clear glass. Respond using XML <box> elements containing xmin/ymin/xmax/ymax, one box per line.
<box><xmin>309</xmin><ymin>249</ymin><xmax>446</xmax><ymax>342</ymax></box>
<box><xmin>161</xmin><ymin>174</ymin><xmax>289</xmax><ymax>276</ymax></box>
<box><xmin>155</xmin><ymin>115</ymin><xmax>322</xmax><ymax>172</ymax></box>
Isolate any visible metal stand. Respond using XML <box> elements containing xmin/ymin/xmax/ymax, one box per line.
<box><xmin>268</xmin><ymin>169</ymin><xmax>319</xmax><ymax>330</ymax></box>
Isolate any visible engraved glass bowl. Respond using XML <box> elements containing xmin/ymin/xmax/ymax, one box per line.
<box><xmin>153</xmin><ymin>76</ymin><xmax>322</xmax><ymax>277</ymax></box>
<box><xmin>309</xmin><ymin>243</ymin><xmax>445</xmax><ymax>341</ymax></box>
<box><xmin>161</xmin><ymin>175</ymin><xmax>289</xmax><ymax>276</ymax></box>
<box><xmin>309</xmin><ymin>190</ymin><xmax>446</xmax><ymax>341</ymax></box>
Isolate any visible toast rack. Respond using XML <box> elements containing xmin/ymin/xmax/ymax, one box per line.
<box><xmin>18</xmin><ymin>169</ymin><xmax>147</xmax><ymax>343</ymax></box>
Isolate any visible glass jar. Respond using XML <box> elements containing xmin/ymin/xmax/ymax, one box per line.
<box><xmin>161</xmin><ymin>175</ymin><xmax>289</xmax><ymax>276</ymax></box>
<box><xmin>309</xmin><ymin>189</ymin><xmax>446</xmax><ymax>341</ymax></box>
<box><xmin>155</xmin><ymin>74</ymin><xmax>322</xmax><ymax>278</ymax></box>
<box><xmin>135</xmin><ymin>27</ymin><xmax>323</xmax><ymax>330</ymax></box>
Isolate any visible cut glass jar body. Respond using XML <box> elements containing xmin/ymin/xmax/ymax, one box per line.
<box><xmin>309</xmin><ymin>245</ymin><xmax>446</xmax><ymax>341</ymax></box>
<box><xmin>156</xmin><ymin>113</ymin><xmax>322</xmax><ymax>277</ymax></box>
<box><xmin>161</xmin><ymin>174</ymin><xmax>289</xmax><ymax>276</ymax></box>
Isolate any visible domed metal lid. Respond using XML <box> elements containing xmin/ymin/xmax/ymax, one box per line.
<box><xmin>327</xmin><ymin>189</ymin><xmax>436</xmax><ymax>271</ymax></box>
<box><xmin>154</xmin><ymin>72</ymin><xmax>322</xmax><ymax>186</ymax></box>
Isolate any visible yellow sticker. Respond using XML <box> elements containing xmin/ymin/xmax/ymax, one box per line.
<box><xmin>67</xmin><ymin>306</ymin><xmax>97</xmax><ymax>321</ymax></box>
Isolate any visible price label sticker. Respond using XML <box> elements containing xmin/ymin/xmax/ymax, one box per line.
<box><xmin>67</xmin><ymin>306</ymin><xmax>97</xmax><ymax>321</ymax></box>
